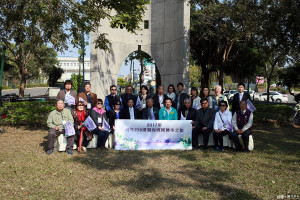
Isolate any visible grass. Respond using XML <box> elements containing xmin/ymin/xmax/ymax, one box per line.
<box><xmin>0</xmin><ymin>125</ymin><xmax>299</xmax><ymax>200</ymax></box>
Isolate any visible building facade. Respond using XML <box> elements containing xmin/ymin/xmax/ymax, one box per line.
<box><xmin>57</xmin><ymin>57</ymin><xmax>91</xmax><ymax>81</ymax></box>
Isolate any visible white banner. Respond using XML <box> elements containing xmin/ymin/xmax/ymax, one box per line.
<box><xmin>115</xmin><ymin>120</ymin><xmax>192</xmax><ymax>150</ymax></box>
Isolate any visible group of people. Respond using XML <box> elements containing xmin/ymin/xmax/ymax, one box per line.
<box><xmin>46</xmin><ymin>80</ymin><xmax>253</xmax><ymax>155</ymax></box>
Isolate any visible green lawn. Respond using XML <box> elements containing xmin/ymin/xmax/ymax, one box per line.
<box><xmin>0</xmin><ymin>125</ymin><xmax>299</xmax><ymax>200</ymax></box>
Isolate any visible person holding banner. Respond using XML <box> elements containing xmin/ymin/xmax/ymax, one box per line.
<box><xmin>199</xmin><ymin>87</ymin><xmax>212</xmax><ymax>109</ymax></box>
<box><xmin>72</xmin><ymin>101</ymin><xmax>92</xmax><ymax>152</ymax></box>
<box><xmin>230</xmin><ymin>100</ymin><xmax>253</xmax><ymax>152</ymax></box>
<box><xmin>77</xmin><ymin>82</ymin><xmax>97</xmax><ymax>114</ymax></box>
<box><xmin>90</xmin><ymin>99</ymin><xmax>110</xmax><ymax>149</ymax></box>
<box><xmin>105</xmin><ymin>85</ymin><xmax>122</xmax><ymax>113</ymax></box>
<box><xmin>178</xmin><ymin>98</ymin><xmax>196</xmax><ymax>122</ymax></box>
<box><xmin>120</xmin><ymin>99</ymin><xmax>141</xmax><ymax>120</ymax></box>
<box><xmin>213</xmin><ymin>100</ymin><xmax>232</xmax><ymax>152</ymax></box>
<box><xmin>231</xmin><ymin>82</ymin><xmax>251</xmax><ymax>115</ymax></box>
<box><xmin>46</xmin><ymin>100</ymin><xmax>75</xmax><ymax>155</ymax></box>
<box><xmin>193</xmin><ymin>98</ymin><xmax>215</xmax><ymax>150</ymax></box>
<box><xmin>159</xmin><ymin>98</ymin><xmax>178</xmax><ymax>120</ymax></box>
<box><xmin>142</xmin><ymin>98</ymin><xmax>160</xmax><ymax>120</ymax></box>
<box><xmin>191</xmin><ymin>87</ymin><xmax>201</xmax><ymax>110</ymax></box>
<box><xmin>56</xmin><ymin>80</ymin><xmax>77</xmax><ymax>111</ymax></box>
<box><xmin>153</xmin><ymin>85</ymin><xmax>168</xmax><ymax>110</ymax></box>
<box><xmin>121</xmin><ymin>85</ymin><xmax>138</xmax><ymax>110</ymax></box>
<box><xmin>212</xmin><ymin>85</ymin><xmax>228</xmax><ymax>112</ymax></box>
<box><xmin>137</xmin><ymin>85</ymin><xmax>152</xmax><ymax>111</ymax></box>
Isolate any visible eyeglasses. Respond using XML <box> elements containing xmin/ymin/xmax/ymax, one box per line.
<box><xmin>97</xmin><ymin>103</ymin><xmax>103</xmax><ymax>105</ymax></box>
<box><xmin>220</xmin><ymin>105</ymin><xmax>226</xmax><ymax>107</ymax></box>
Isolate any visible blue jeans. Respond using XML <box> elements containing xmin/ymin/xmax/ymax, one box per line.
<box><xmin>92</xmin><ymin>128</ymin><xmax>109</xmax><ymax>148</ymax></box>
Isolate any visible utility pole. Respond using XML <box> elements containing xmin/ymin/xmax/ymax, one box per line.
<box><xmin>0</xmin><ymin>46</ymin><xmax>6</xmax><ymax>106</ymax></box>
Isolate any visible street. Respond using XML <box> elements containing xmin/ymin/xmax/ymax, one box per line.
<box><xmin>2</xmin><ymin>87</ymin><xmax>49</xmax><ymax>97</ymax></box>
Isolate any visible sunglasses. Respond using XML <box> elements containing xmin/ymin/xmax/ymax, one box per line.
<box><xmin>97</xmin><ymin>103</ymin><xmax>103</xmax><ymax>105</ymax></box>
<box><xmin>78</xmin><ymin>104</ymin><xmax>84</xmax><ymax>106</ymax></box>
<box><xmin>115</xmin><ymin>104</ymin><xmax>121</xmax><ymax>106</ymax></box>
<box><xmin>220</xmin><ymin>105</ymin><xmax>226</xmax><ymax>107</ymax></box>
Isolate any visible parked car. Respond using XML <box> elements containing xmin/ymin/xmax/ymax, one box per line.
<box><xmin>223</xmin><ymin>90</ymin><xmax>230</xmax><ymax>96</ymax></box>
<box><xmin>228</xmin><ymin>90</ymin><xmax>238</xmax><ymax>100</ymax></box>
<box><xmin>244</xmin><ymin>90</ymin><xmax>260</xmax><ymax>101</ymax></box>
<box><xmin>259</xmin><ymin>91</ymin><xmax>288</xmax><ymax>103</ymax></box>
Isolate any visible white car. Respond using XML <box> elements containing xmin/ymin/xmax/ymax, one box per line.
<box><xmin>259</xmin><ymin>91</ymin><xmax>288</xmax><ymax>103</ymax></box>
<box><xmin>245</xmin><ymin>90</ymin><xmax>260</xmax><ymax>101</ymax></box>
<box><xmin>228</xmin><ymin>90</ymin><xmax>238</xmax><ymax>100</ymax></box>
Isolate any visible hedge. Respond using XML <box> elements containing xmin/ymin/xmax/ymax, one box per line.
<box><xmin>253</xmin><ymin>104</ymin><xmax>295</xmax><ymax>124</ymax></box>
<box><xmin>0</xmin><ymin>101</ymin><xmax>295</xmax><ymax>128</ymax></box>
<box><xmin>0</xmin><ymin>101</ymin><xmax>55</xmax><ymax>128</ymax></box>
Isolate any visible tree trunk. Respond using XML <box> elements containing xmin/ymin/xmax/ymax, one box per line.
<box><xmin>129</xmin><ymin>59</ymin><xmax>133</xmax><ymax>84</ymax></box>
<box><xmin>139</xmin><ymin>57</ymin><xmax>144</xmax><ymax>87</ymax></box>
<box><xmin>19</xmin><ymin>73</ymin><xmax>26</xmax><ymax>97</ymax></box>
<box><xmin>218</xmin><ymin>67</ymin><xmax>224</xmax><ymax>89</ymax></box>
<box><xmin>201</xmin><ymin>66</ymin><xmax>210</xmax><ymax>88</ymax></box>
<box><xmin>266</xmin><ymin>64</ymin><xmax>276</xmax><ymax>102</ymax></box>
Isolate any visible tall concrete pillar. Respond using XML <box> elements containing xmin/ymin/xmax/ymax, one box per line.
<box><xmin>90</xmin><ymin>0</ymin><xmax>190</xmax><ymax>99</ymax></box>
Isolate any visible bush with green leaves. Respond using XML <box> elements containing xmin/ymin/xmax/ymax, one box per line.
<box><xmin>0</xmin><ymin>101</ymin><xmax>56</xmax><ymax>128</ymax></box>
<box><xmin>70</xmin><ymin>73</ymin><xmax>83</xmax><ymax>93</ymax></box>
<box><xmin>254</xmin><ymin>104</ymin><xmax>295</xmax><ymax>124</ymax></box>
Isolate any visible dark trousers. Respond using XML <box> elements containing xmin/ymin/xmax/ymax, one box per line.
<box><xmin>192</xmin><ymin>126</ymin><xmax>213</xmax><ymax>148</ymax></box>
<box><xmin>229</xmin><ymin>129</ymin><xmax>252</xmax><ymax>150</ymax></box>
<box><xmin>74</xmin><ymin>130</ymin><xmax>89</xmax><ymax>148</ymax></box>
<box><xmin>47</xmin><ymin>129</ymin><xmax>74</xmax><ymax>151</ymax></box>
<box><xmin>92</xmin><ymin>128</ymin><xmax>109</xmax><ymax>148</ymax></box>
<box><xmin>213</xmin><ymin>130</ymin><xmax>229</xmax><ymax>147</ymax></box>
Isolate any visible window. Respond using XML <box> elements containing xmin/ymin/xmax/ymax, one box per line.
<box><xmin>144</xmin><ymin>20</ymin><xmax>149</xmax><ymax>29</ymax></box>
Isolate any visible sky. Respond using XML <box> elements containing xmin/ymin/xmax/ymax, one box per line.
<box><xmin>56</xmin><ymin>35</ymin><xmax>141</xmax><ymax>76</ymax></box>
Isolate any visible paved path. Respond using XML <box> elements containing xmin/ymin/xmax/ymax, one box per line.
<box><xmin>2</xmin><ymin>87</ymin><xmax>49</xmax><ymax>97</ymax></box>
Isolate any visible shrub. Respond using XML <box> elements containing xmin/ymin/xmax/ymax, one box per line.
<box><xmin>294</xmin><ymin>94</ymin><xmax>300</xmax><ymax>103</ymax></box>
<box><xmin>0</xmin><ymin>101</ymin><xmax>56</xmax><ymax>128</ymax></box>
<box><xmin>254</xmin><ymin>104</ymin><xmax>295</xmax><ymax>124</ymax></box>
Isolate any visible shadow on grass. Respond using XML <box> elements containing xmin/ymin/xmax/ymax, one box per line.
<box><xmin>73</xmin><ymin>150</ymin><xmax>262</xmax><ymax>200</ymax></box>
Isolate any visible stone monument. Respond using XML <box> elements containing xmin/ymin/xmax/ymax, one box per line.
<box><xmin>90</xmin><ymin>0</ymin><xmax>190</xmax><ymax>98</ymax></box>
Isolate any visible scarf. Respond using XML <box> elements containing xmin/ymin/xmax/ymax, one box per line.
<box><xmin>76</xmin><ymin>110</ymin><xmax>85</xmax><ymax>123</ymax></box>
<box><xmin>92</xmin><ymin>107</ymin><xmax>106</xmax><ymax>115</ymax></box>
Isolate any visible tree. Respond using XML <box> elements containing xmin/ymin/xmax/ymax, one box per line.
<box><xmin>253</xmin><ymin>0</ymin><xmax>300</xmax><ymax>101</ymax></box>
<box><xmin>46</xmin><ymin>66</ymin><xmax>64</xmax><ymax>87</ymax></box>
<box><xmin>0</xmin><ymin>0</ymin><xmax>149</xmax><ymax>97</ymax></box>
<box><xmin>124</xmin><ymin>50</ymin><xmax>153</xmax><ymax>87</ymax></box>
<box><xmin>278</xmin><ymin>62</ymin><xmax>300</xmax><ymax>95</ymax></box>
<box><xmin>190</xmin><ymin>0</ymin><xmax>258</xmax><ymax>88</ymax></box>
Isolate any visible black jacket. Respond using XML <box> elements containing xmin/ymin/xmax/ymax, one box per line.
<box><xmin>90</xmin><ymin>109</ymin><xmax>108</xmax><ymax>128</ymax></box>
<box><xmin>195</xmin><ymin>108</ymin><xmax>215</xmax><ymax>129</ymax></box>
<box><xmin>177</xmin><ymin>107</ymin><xmax>197</xmax><ymax>121</ymax></box>
<box><xmin>141</xmin><ymin>107</ymin><xmax>160</xmax><ymax>120</ymax></box>
<box><xmin>105</xmin><ymin>94</ymin><xmax>121</xmax><ymax>112</ymax></box>
<box><xmin>108</xmin><ymin>110</ymin><xmax>121</xmax><ymax>128</ymax></box>
<box><xmin>152</xmin><ymin>94</ymin><xmax>168</xmax><ymax>109</ymax></box>
<box><xmin>120</xmin><ymin>107</ymin><xmax>141</xmax><ymax>119</ymax></box>
<box><xmin>121</xmin><ymin>93</ymin><xmax>137</xmax><ymax>110</ymax></box>
<box><xmin>174</xmin><ymin>92</ymin><xmax>189</xmax><ymax>110</ymax></box>
<box><xmin>231</xmin><ymin>92</ymin><xmax>251</xmax><ymax>115</ymax></box>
